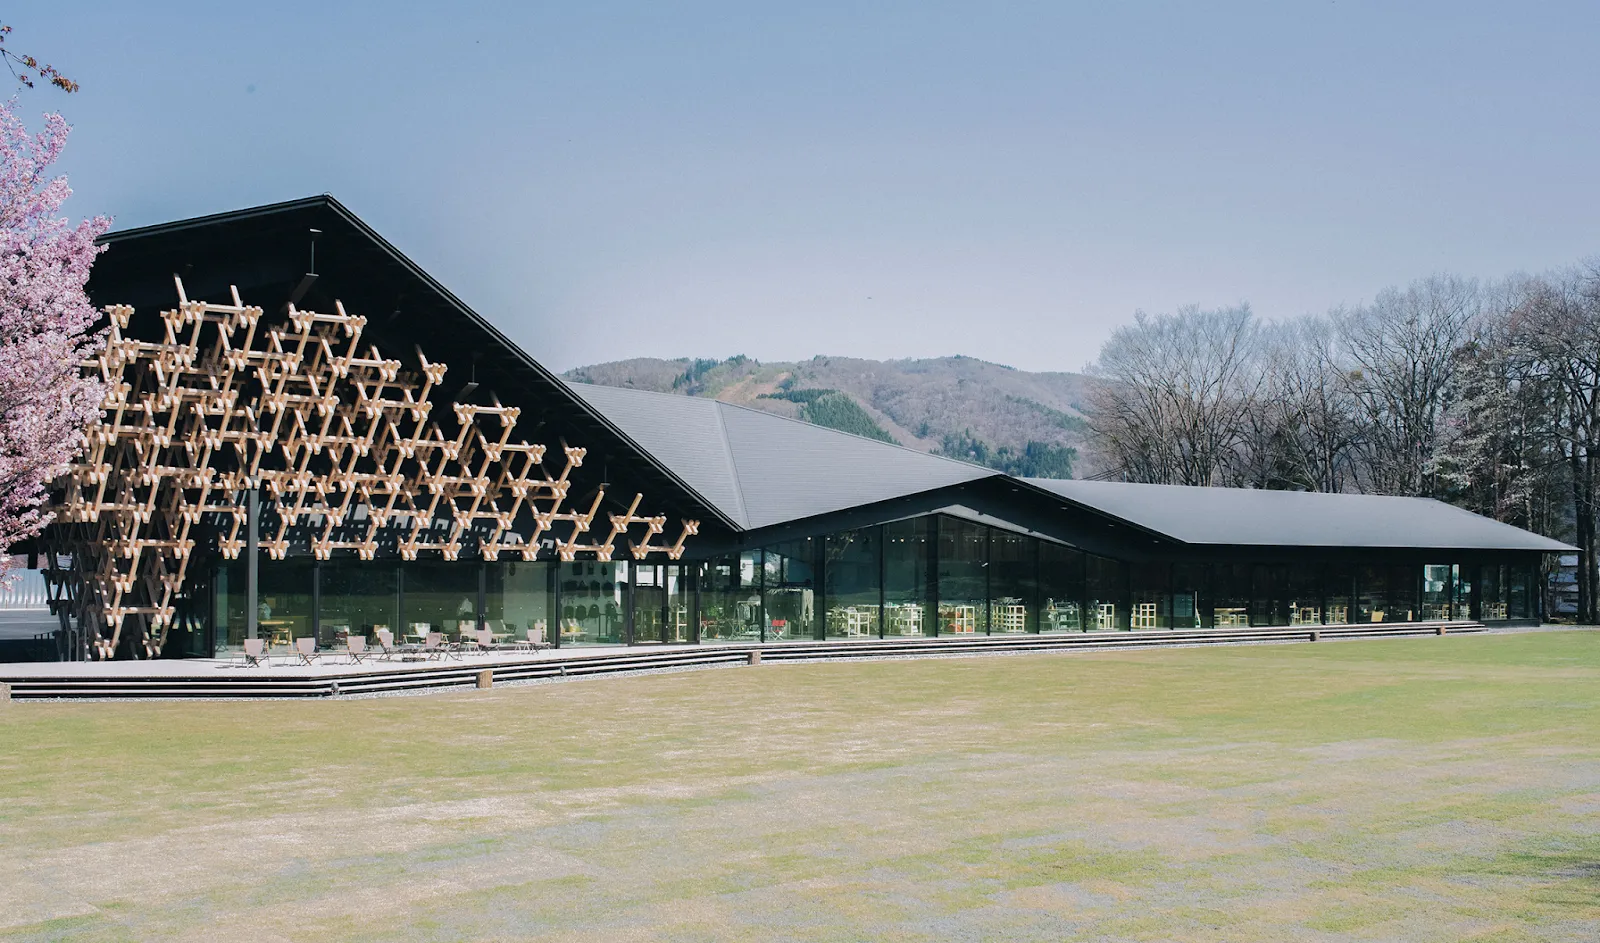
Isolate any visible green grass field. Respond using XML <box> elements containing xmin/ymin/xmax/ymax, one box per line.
<box><xmin>3</xmin><ymin>631</ymin><xmax>1598</xmax><ymax>942</ymax></box>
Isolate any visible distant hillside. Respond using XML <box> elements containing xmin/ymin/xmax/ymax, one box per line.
<box><xmin>564</xmin><ymin>355</ymin><xmax>1093</xmax><ymax>479</ymax></box>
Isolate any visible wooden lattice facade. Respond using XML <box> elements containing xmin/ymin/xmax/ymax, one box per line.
<box><xmin>44</xmin><ymin>278</ymin><xmax>697</xmax><ymax>659</ymax></box>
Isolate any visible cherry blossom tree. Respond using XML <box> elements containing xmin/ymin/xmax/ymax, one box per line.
<box><xmin>0</xmin><ymin>99</ymin><xmax>107</xmax><ymax>580</ymax></box>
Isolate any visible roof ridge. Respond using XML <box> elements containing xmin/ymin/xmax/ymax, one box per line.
<box><xmin>709</xmin><ymin>402</ymin><xmax>751</xmax><ymax>528</ymax></box>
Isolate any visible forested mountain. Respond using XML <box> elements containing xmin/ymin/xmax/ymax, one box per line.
<box><xmin>564</xmin><ymin>355</ymin><xmax>1092</xmax><ymax>479</ymax></box>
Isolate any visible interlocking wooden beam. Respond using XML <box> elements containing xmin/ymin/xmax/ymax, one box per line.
<box><xmin>48</xmin><ymin>278</ymin><xmax>698</xmax><ymax>658</ymax></box>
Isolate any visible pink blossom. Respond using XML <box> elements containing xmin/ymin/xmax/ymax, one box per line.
<box><xmin>0</xmin><ymin>99</ymin><xmax>108</xmax><ymax>582</ymax></box>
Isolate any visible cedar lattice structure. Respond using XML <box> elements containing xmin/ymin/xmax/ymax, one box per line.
<box><xmin>46</xmin><ymin>278</ymin><xmax>697</xmax><ymax>658</ymax></box>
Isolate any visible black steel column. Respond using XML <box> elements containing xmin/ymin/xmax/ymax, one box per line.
<box><xmin>311</xmin><ymin>560</ymin><xmax>321</xmax><ymax>643</ymax></box>
<box><xmin>477</xmin><ymin>561</ymin><xmax>487</xmax><ymax>633</ymax></box>
<box><xmin>550</xmin><ymin>561</ymin><xmax>562</xmax><ymax>649</ymax></box>
<box><xmin>624</xmin><ymin>560</ymin><xmax>636</xmax><ymax>645</ymax></box>
<box><xmin>877</xmin><ymin>525</ymin><xmax>886</xmax><ymax>639</ymax></box>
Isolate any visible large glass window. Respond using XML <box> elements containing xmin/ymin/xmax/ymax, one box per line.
<box><xmin>1130</xmin><ymin>562</ymin><xmax>1169</xmax><ymax>630</ymax></box>
<box><xmin>1086</xmin><ymin>554</ymin><xmax>1127</xmax><ymax>631</ymax></box>
<box><xmin>404</xmin><ymin>561</ymin><xmax>480</xmax><ymax>644</ymax></box>
<box><xmin>1357</xmin><ymin>564</ymin><xmax>1385</xmax><ymax>623</ymax></box>
<box><xmin>1212</xmin><ymin>563</ymin><xmax>1251</xmax><ymax>627</ymax></box>
<box><xmin>1323</xmin><ymin>564</ymin><xmax>1355</xmax><ymax>625</ymax></box>
<box><xmin>322</xmin><ymin>558</ymin><xmax>399</xmax><ymax>647</ymax></box>
<box><xmin>1479</xmin><ymin>564</ymin><xmax>1507</xmax><ymax>620</ymax></box>
<box><xmin>629</xmin><ymin>562</ymin><xmax>690</xmax><ymax>644</ymax></box>
<box><xmin>1421</xmin><ymin>564</ymin><xmax>1453</xmax><ymax>621</ymax></box>
<box><xmin>486</xmin><ymin>561</ymin><xmax>551</xmax><ymax>647</ymax></box>
<box><xmin>1389</xmin><ymin>565</ymin><xmax>1418</xmax><ymax>622</ymax></box>
<box><xmin>937</xmin><ymin>517</ymin><xmax>988</xmax><ymax>635</ymax></box>
<box><xmin>258</xmin><ymin>558</ymin><xmax>315</xmax><ymax>649</ymax></box>
<box><xmin>701</xmin><ymin>551</ymin><xmax>761</xmax><ymax>641</ymax></box>
<box><xmin>1039</xmin><ymin>542</ymin><xmax>1084</xmax><ymax>633</ymax></box>
<box><xmin>559</xmin><ymin>560</ymin><xmax>625</xmax><ymax>645</ymax></box>
<box><xmin>884</xmin><ymin>518</ymin><xmax>934</xmax><ymax>637</ymax></box>
<box><xmin>1285</xmin><ymin>564</ymin><xmax>1320</xmax><ymax>626</ymax></box>
<box><xmin>825</xmin><ymin>528</ymin><xmax>881</xmax><ymax>639</ymax></box>
<box><xmin>1452</xmin><ymin>564</ymin><xmax>1471</xmax><ymax>621</ymax></box>
<box><xmin>763</xmin><ymin>539</ymin><xmax>818</xmax><ymax>641</ymax></box>
<box><xmin>1172</xmin><ymin>563</ymin><xmax>1208</xmax><ymax>629</ymax></box>
<box><xmin>989</xmin><ymin>530</ymin><xmax>1037</xmax><ymax>634</ymax></box>
<box><xmin>1251</xmin><ymin>565</ymin><xmax>1289</xmax><ymax>627</ymax></box>
<box><xmin>1508</xmin><ymin>562</ymin><xmax>1533</xmax><ymax>619</ymax></box>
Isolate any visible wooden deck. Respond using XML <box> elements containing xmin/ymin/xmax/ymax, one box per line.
<box><xmin>0</xmin><ymin>621</ymin><xmax>1486</xmax><ymax>700</ymax></box>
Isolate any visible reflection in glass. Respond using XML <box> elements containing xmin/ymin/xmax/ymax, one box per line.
<box><xmin>1039</xmin><ymin>542</ymin><xmax>1084</xmax><ymax>632</ymax></box>
<box><xmin>1212</xmin><ymin>563</ymin><xmax>1251</xmax><ymax>627</ymax></box>
<box><xmin>1322</xmin><ymin>564</ymin><xmax>1354</xmax><ymax>625</ymax></box>
<box><xmin>1421</xmin><ymin>564</ymin><xmax>1452</xmax><ymax>621</ymax></box>
<box><xmin>1251</xmin><ymin>565</ymin><xmax>1289</xmax><ymax>627</ymax></box>
<box><xmin>1285</xmin><ymin>564</ymin><xmax>1320</xmax><ymax>626</ymax></box>
<box><xmin>938</xmin><ymin>518</ymin><xmax>988</xmax><ymax>634</ymax></box>
<box><xmin>1172</xmin><ymin>563</ymin><xmax>1207</xmax><ymax>629</ymax></box>
<box><xmin>702</xmin><ymin>552</ymin><xmax>761</xmax><ymax>641</ymax></box>
<box><xmin>1130</xmin><ymin>562</ymin><xmax>1169</xmax><ymax>630</ymax></box>
<box><xmin>763</xmin><ymin>539</ymin><xmax>817</xmax><ymax>641</ymax></box>
<box><xmin>884</xmin><ymin>518</ymin><xmax>934</xmax><ymax>637</ymax></box>
<box><xmin>559</xmin><ymin>560</ymin><xmax>625</xmax><ymax>645</ymax></box>
<box><xmin>258</xmin><ymin>558</ymin><xmax>315</xmax><ymax>650</ymax></box>
<box><xmin>1479</xmin><ymin>564</ymin><xmax>1507</xmax><ymax>620</ymax></box>
<box><xmin>1086</xmin><ymin>554</ymin><xmax>1126</xmax><ymax>631</ymax></box>
<box><xmin>1508</xmin><ymin>562</ymin><xmax>1532</xmax><ymax>619</ymax></box>
<box><xmin>825</xmin><ymin>528</ymin><xmax>881</xmax><ymax>639</ymax></box>
<box><xmin>404</xmin><ymin>561</ymin><xmax>479</xmax><ymax>643</ymax></box>
<box><xmin>322</xmin><ymin>559</ymin><xmax>398</xmax><ymax>647</ymax></box>
<box><xmin>486</xmin><ymin>561</ymin><xmax>551</xmax><ymax>647</ymax></box>
<box><xmin>989</xmin><ymin>530</ymin><xmax>1036</xmax><ymax>634</ymax></box>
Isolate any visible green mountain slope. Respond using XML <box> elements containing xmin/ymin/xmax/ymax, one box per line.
<box><xmin>564</xmin><ymin>355</ymin><xmax>1092</xmax><ymax>479</ymax></box>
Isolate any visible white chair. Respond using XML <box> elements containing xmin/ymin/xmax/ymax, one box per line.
<box><xmin>293</xmin><ymin>636</ymin><xmax>319</xmax><ymax>665</ymax></box>
<box><xmin>242</xmin><ymin>637</ymin><xmax>268</xmax><ymax>667</ymax></box>
<box><xmin>346</xmin><ymin>634</ymin><xmax>368</xmax><ymax>664</ymax></box>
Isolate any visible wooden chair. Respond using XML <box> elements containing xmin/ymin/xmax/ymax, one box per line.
<box><xmin>242</xmin><ymin>637</ymin><xmax>268</xmax><ymax>667</ymax></box>
<box><xmin>293</xmin><ymin>636</ymin><xmax>319</xmax><ymax>665</ymax></box>
<box><xmin>346</xmin><ymin>634</ymin><xmax>369</xmax><ymax>664</ymax></box>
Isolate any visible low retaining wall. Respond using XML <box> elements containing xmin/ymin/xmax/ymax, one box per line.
<box><xmin>0</xmin><ymin>621</ymin><xmax>1486</xmax><ymax>700</ymax></box>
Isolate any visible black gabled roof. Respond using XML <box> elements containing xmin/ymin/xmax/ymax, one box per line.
<box><xmin>1024</xmin><ymin>479</ymin><xmax>1574</xmax><ymax>552</ymax></box>
<box><xmin>92</xmin><ymin>195</ymin><xmax>738</xmax><ymax>532</ymax></box>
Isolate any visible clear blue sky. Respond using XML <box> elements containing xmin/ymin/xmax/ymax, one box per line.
<box><xmin>20</xmin><ymin>2</ymin><xmax>1600</xmax><ymax>372</ymax></box>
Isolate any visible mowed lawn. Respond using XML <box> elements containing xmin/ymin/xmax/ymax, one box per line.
<box><xmin>3</xmin><ymin>632</ymin><xmax>1599</xmax><ymax>942</ymax></box>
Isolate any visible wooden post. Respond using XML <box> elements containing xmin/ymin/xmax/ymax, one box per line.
<box><xmin>477</xmin><ymin>668</ymin><xmax>493</xmax><ymax>689</ymax></box>
<box><xmin>0</xmin><ymin>682</ymin><xmax>10</xmax><ymax>703</ymax></box>
<box><xmin>748</xmin><ymin>650</ymin><xmax>761</xmax><ymax>666</ymax></box>
<box><xmin>1309</xmin><ymin>630</ymin><xmax>1319</xmax><ymax>642</ymax></box>
<box><xmin>246</xmin><ymin>490</ymin><xmax>259</xmax><ymax>641</ymax></box>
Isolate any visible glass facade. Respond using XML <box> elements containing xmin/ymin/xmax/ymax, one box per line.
<box><xmin>702</xmin><ymin>551</ymin><xmax>761</xmax><ymax>641</ymax></box>
<box><xmin>1039</xmin><ymin>542</ymin><xmax>1084</xmax><ymax>632</ymax></box>
<box><xmin>198</xmin><ymin>516</ymin><xmax>1540</xmax><ymax>657</ymax></box>
<box><xmin>486</xmin><ymin>561</ymin><xmax>552</xmax><ymax>647</ymax></box>
<box><xmin>762</xmin><ymin>539</ymin><xmax>818</xmax><ymax>641</ymax></box>
<box><xmin>560</xmin><ymin>560</ymin><xmax>625</xmax><ymax>645</ymax></box>
<box><xmin>824</xmin><ymin>528</ymin><xmax>881</xmax><ymax>639</ymax></box>
<box><xmin>1086</xmin><ymin>554</ymin><xmax>1127</xmax><ymax>631</ymax></box>
<box><xmin>883</xmin><ymin>518</ymin><xmax>934</xmax><ymax>637</ymax></box>
<box><xmin>937</xmin><ymin>517</ymin><xmax>988</xmax><ymax>635</ymax></box>
<box><xmin>989</xmin><ymin>529</ymin><xmax>1036</xmax><ymax>634</ymax></box>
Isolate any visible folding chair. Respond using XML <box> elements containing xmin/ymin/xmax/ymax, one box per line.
<box><xmin>422</xmin><ymin>631</ymin><xmax>452</xmax><ymax>661</ymax></box>
<box><xmin>346</xmin><ymin>634</ymin><xmax>369</xmax><ymax>664</ymax></box>
<box><xmin>373</xmin><ymin>627</ymin><xmax>398</xmax><ymax>661</ymax></box>
<box><xmin>474</xmin><ymin>627</ymin><xmax>496</xmax><ymax>652</ymax></box>
<box><xmin>293</xmin><ymin>636</ymin><xmax>319</xmax><ymax>665</ymax></box>
<box><xmin>242</xmin><ymin>637</ymin><xmax>268</xmax><ymax>667</ymax></box>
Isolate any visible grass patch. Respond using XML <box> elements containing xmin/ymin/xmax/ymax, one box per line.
<box><xmin>1</xmin><ymin>631</ymin><xmax>1598</xmax><ymax>941</ymax></box>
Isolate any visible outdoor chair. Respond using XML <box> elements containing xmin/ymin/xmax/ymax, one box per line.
<box><xmin>422</xmin><ymin>631</ymin><xmax>452</xmax><ymax>661</ymax></box>
<box><xmin>474</xmin><ymin>627</ymin><xmax>496</xmax><ymax>652</ymax></box>
<box><xmin>242</xmin><ymin>637</ymin><xmax>268</xmax><ymax>667</ymax></box>
<box><xmin>293</xmin><ymin>636</ymin><xmax>319</xmax><ymax>665</ymax></box>
<box><xmin>457</xmin><ymin>626</ymin><xmax>484</xmax><ymax>655</ymax></box>
<box><xmin>346</xmin><ymin>634</ymin><xmax>368</xmax><ymax>664</ymax></box>
<box><xmin>373</xmin><ymin>627</ymin><xmax>398</xmax><ymax>660</ymax></box>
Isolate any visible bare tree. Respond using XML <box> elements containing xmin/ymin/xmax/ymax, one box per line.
<box><xmin>1088</xmin><ymin>305</ymin><xmax>1262</xmax><ymax>486</ymax></box>
<box><xmin>1337</xmin><ymin>275</ymin><xmax>1480</xmax><ymax>496</ymax></box>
